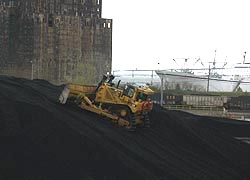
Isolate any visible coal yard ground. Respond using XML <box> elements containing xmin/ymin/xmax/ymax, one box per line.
<box><xmin>1</xmin><ymin>76</ymin><xmax>250</xmax><ymax>180</ymax></box>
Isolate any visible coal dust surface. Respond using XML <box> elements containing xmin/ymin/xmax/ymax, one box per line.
<box><xmin>1</xmin><ymin>75</ymin><xmax>250</xmax><ymax>180</ymax></box>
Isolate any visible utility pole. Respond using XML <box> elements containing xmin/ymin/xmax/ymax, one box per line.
<box><xmin>243</xmin><ymin>51</ymin><xmax>247</xmax><ymax>64</ymax></box>
<box><xmin>30</xmin><ymin>60</ymin><xmax>34</xmax><ymax>80</ymax></box>
<box><xmin>207</xmin><ymin>64</ymin><xmax>211</xmax><ymax>92</ymax></box>
<box><xmin>151</xmin><ymin>70</ymin><xmax>154</xmax><ymax>85</ymax></box>
<box><xmin>160</xmin><ymin>75</ymin><xmax>164</xmax><ymax>106</ymax></box>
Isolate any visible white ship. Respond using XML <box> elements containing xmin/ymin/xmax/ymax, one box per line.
<box><xmin>112</xmin><ymin>52</ymin><xmax>250</xmax><ymax>92</ymax></box>
<box><xmin>112</xmin><ymin>62</ymin><xmax>250</xmax><ymax>92</ymax></box>
<box><xmin>156</xmin><ymin>63</ymin><xmax>250</xmax><ymax>92</ymax></box>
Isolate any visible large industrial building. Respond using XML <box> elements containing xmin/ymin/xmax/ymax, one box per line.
<box><xmin>0</xmin><ymin>0</ymin><xmax>112</xmax><ymax>84</ymax></box>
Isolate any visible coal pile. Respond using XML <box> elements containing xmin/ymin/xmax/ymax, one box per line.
<box><xmin>1</xmin><ymin>75</ymin><xmax>250</xmax><ymax>180</ymax></box>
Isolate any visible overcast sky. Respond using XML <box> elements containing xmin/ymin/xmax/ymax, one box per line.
<box><xmin>102</xmin><ymin>0</ymin><xmax>250</xmax><ymax>70</ymax></box>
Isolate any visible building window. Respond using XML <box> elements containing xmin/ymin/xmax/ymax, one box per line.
<box><xmin>48</xmin><ymin>14</ymin><xmax>53</xmax><ymax>27</ymax></box>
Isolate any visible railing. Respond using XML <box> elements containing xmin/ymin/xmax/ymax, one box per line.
<box><xmin>163</xmin><ymin>105</ymin><xmax>250</xmax><ymax>121</ymax></box>
<box><xmin>164</xmin><ymin>105</ymin><xmax>223</xmax><ymax>111</ymax></box>
<box><xmin>225</xmin><ymin>112</ymin><xmax>250</xmax><ymax>121</ymax></box>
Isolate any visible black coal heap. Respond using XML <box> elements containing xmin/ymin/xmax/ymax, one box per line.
<box><xmin>1</xmin><ymin>76</ymin><xmax>250</xmax><ymax>180</ymax></box>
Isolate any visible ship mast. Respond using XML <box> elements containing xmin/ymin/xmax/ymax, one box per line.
<box><xmin>207</xmin><ymin>50</ymin><xmax>217</xmax><ymax>92</ymax></box>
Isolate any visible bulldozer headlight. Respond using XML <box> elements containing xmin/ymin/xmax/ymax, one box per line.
<box><xmin>132</xmin><ymin>104</ymin><xmax>136</xmax><ymax>108</ymax></box>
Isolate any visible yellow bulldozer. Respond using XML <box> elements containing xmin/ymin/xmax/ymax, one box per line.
<box><xmin>59</xmin><ymin>74</ymin><xmax>154</xmax><ymax>130</ymax></box>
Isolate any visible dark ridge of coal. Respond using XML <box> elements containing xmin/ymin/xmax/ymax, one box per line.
<box><xmin>1</xmin><ymin>75</ymin><xmax>250</xmax><ymax>180</ymax></box>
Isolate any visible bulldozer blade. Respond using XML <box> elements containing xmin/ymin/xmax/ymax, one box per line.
<box><xmin>59</xmin><ymin>85</ymin><xmax>70</xmax><ymax>104</ymax></box>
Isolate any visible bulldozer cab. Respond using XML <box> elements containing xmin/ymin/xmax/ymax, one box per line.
<box><xmin>122</xmin><ymin>84</ymin><xmax>153</xmax><ymax>101</ymax></box>
<box><xmin>122</xmin><ymin>85</ymin><xmax>135</xmax><ymax>98</ymax></box>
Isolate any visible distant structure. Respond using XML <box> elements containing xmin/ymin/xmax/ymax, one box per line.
<box><xmin>0</xmin><ymin>0</ymin><xmax>112</xmax><ymax>84</ymax></box>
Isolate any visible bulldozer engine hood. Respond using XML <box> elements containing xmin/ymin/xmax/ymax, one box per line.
<box><xmin>137</xmin><ymin>87</ymin><xmax>154</xmax><ymax>95</ymax></box>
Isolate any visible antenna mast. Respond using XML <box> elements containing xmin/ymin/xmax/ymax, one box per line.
<box><xmin>213</xmin><ymin>49</ymin><xmax>217</xmax><ymax>68</ymax></box>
